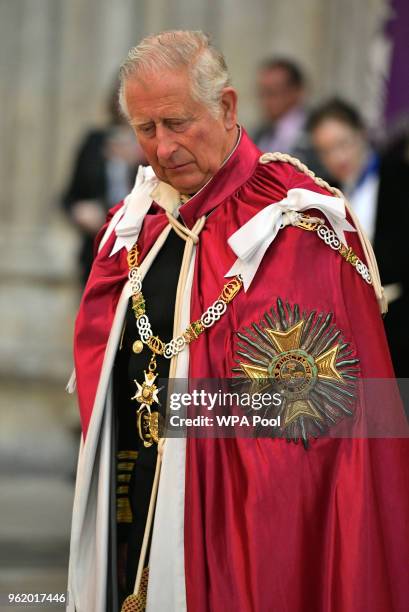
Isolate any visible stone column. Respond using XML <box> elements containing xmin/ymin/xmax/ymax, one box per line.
<box><xmin>0</xmin><ymin>0</ymin><xmax>146</xmax><ymax>382</ymax></box>
<box><xmin>319</xmin><ymin>0</ymin><xmax>391</xmax><ymax>128</ymax></box>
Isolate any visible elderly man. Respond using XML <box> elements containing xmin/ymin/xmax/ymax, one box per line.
<box><xmin>67</xmin><ymin>31</ymin><xmax>409</xmax><ymax>612</ymax></box>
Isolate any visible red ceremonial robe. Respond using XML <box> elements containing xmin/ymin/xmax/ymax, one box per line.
<box><xmin>73</xmin><ymin>129</ymin><xmax>409</xmax><ymax>611</ymax></box>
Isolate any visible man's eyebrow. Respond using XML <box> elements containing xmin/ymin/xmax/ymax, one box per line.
<box><xmin>130</xmin><ymin>119</ymin><xmax>153</xmax><ymax>128</ymax></box>
<box><xmin>165</xmin><ymin>116</ymin><xmax>193</xmax><ymax>123</ymax></box>
<box><xmin>130</xmin><ymin>115</ymin><xmax>195</xmax><ymax>128</ymax></box>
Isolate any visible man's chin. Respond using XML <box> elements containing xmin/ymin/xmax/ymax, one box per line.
<box><xmin>164</xmin><ymin>169</ymin><xmax>209</xmax><ymax>195</ymax></box>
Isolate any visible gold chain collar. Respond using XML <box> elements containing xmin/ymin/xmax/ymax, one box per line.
<box><xmin>126</xmin><ymin>241</ymin><xmax>242</xmax><ymax>447</ymax></box>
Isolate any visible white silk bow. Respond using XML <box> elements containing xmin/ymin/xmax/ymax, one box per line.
<box><xmin>225</xmin><ymin>188</ymin><xmax>355</xmax><ymax>291</ymax></box>
<box><xmin>109</xmin><ymin>165</ymin><xmax>159</xmax><ymax>256</ymax></box>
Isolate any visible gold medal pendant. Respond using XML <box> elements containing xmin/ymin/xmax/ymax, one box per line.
<box><xmin>131</xmin><ymin>370</ymin><xmax>160</xmax><ymax>411</ymax></box>
<box><xmin>131</xmin><ymin>350</ymin><xmax>161</xmax><ymax>407</ymax></box>
<box><xmin>136</xmin><ymin>408</ymin><xmax>163</xmax><ymax>447</ymax></box>
<box><xmin>131</xmin><ymin>352</ymin><xmax>162</xmax><ymax>446</ymax></box>
<box><xmin>137</xmin><ymin>407</ymin><xmax>154</xmax><ymax>447</ymax></box>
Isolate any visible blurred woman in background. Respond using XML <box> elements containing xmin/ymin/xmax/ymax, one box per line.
<box><xmin>62</xmin><ymin>80</ymin><xmax>145</xmax><ymax>285</ymax></box>
<box><xmin>307</xmin><ymin>99</ymin><xmax>409</xmax><ymax>378</ymax></box>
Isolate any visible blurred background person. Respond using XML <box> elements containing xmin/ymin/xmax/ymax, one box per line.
<box><xmin>253</xmin><ymin>57</ymin><xmax>321</xmax><ymax>172</ymax></box>
<box><xmin>307</xmin><ymin>98</ymin><xmax>409</xmax><ymax>377</ymax></box>
<box><xmin>62</xmin><ymin>81</ymin><xmax>146</xmax><ymax>285</ymax></box>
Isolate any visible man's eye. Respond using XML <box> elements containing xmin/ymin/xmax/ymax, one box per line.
<box><xmin>139</xmin><ymin>124</ymin><xmax>155</xmax><ymax>135</ymax></box>
<box><xmin>168</xmin><ymin>120</ymin><xmax>187</xmax><ymax>131</ymax></box>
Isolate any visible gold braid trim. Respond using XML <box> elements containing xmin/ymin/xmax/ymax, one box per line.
<box><xmin>117</xmin><ymin>450</ymin><xmax>139</xmax><ymax>460</ymax></box>
<box><xmin>118</xmin><ymin>462</ymin><xmax>135</xmax><ymax>471</ymax></box>
<box><xmin>259</xmin><ymin>152</ymin><xmax>387</xmax><ymax>314</ymax></box>
<box><xmin>117</xmin><ymin>497</ymin><xmax>133</xmax><ymax>523</ymax></box>
<box><xmin>117</xmin><ymin>450</ymin><xmax>138</xmax><ymax>524</ymax></box>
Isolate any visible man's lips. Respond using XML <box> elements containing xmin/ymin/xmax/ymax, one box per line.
<box><xmin>164</xmin><ymin>161</ymin><xmax>194</xmax><ymax>171</ymax></box>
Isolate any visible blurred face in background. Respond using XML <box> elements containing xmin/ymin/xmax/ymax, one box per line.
<box><xmin>124</xmin><ymin>68</ymin><xmax>238</xmax><ymax>194</ymax></box>
<box><xmin>257</xmin><ymin>67</ymin><xmax>304</xmax><ymax>122</ymax></box>
<box><xmin>310</xmin><ymin>118</ymin><xmax>368</xmax><ymax>184</ymax></box>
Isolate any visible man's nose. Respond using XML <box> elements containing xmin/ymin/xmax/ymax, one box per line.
<box><xmin>156</xmin><ymin>125</ymin><xmax>178</xmax><ymax>161</ymax></box>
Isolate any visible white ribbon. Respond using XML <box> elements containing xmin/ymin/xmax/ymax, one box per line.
<box><xmin>109</xmin><ymin>165</ymin><xmax>183</xmax><ymax>256</ymax></box>
<box><xmin>225</xmin><ymin>188</ymin><xmax>356</xmax><ymax>291</ymax></box>
<box><xmin>109</xmin><ymin>165</ymin><xmax>159</xmax><ymax>256</ymax></box>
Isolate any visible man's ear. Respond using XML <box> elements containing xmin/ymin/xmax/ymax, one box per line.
<box><xmin>220</xmin><ymin>87</ymin><xmax>238</xmax><ymax>130</ymax></box>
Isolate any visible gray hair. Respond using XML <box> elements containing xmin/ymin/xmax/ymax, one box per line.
<box><xmin>118</xmin><ymin>30</ymin><xmax>231</xmax><ymax>118</ymax></box>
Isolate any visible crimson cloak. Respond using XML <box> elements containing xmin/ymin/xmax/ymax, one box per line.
<box><xmin>70</xmin><ymin>129</ymin><xmax>409</xmax><ymax>612</ymax></box>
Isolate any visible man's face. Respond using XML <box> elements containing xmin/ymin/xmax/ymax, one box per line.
<box><xmin>311</xmin><ymin>118</ymin><xmax>367</xmax><ymax>184</ymax></box>
<box><xmin>257</xmin><ymin>67</ymin><xmax>303</xmax><ymax>122</ymax></box>
<box><xmin>124</xmin><ymin>69</ymin><xmax>237</xmax><ymax>194</ymax></box>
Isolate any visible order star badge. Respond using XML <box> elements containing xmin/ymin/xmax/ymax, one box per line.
<box><xmin>131</xmin><ymin>371</ymin><xmax>160</xmax><ymax>412</ymax></box>
<box><xmin>233</xmin><ymin>297</ymin><xmax>359</xmax><ymax>447</ymax></box>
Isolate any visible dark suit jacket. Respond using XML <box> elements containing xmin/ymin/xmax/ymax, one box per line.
<box><xmin>62</xmin><ymin>129</ymin><xmax>136</xmax><ymax>285</ymax></box>
<box><xmin>373</xmin><ymin>154</ymin><xmax>409</xmax><ymax>377</ymax></box>
<box><xmin>252</xmin><ymin>121</ymin><xmax>327</xmax><ymax>178</ymax></box>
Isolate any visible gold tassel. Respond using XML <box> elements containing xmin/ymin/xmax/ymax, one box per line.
<box><xmin>121</xmin><ymin>566</ymin><xmax>149</xmax><ymax>612</ymax></box>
